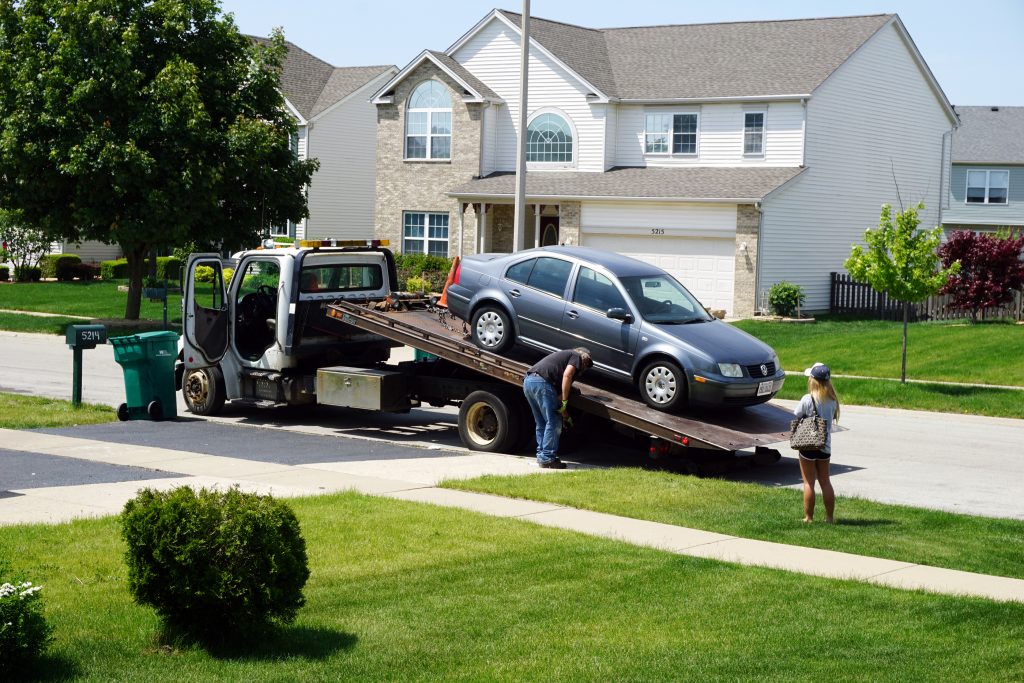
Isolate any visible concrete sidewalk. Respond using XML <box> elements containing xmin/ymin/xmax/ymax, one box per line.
<box><xmin>1</xmin><ymin>427</ymin><xmax>1022</xmax><ymax>604</ymax></box>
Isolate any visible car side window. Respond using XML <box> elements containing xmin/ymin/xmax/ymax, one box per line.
<box><xmin>505</xmin><ymin>258</ymin><xmax>536</xmax><ymax>285</ymax></box>
<box><xmin>526</xmin><ymin>257</ymin><xmax>573</xmax><ymax>297</ymax></box>
<box><xmin>573</xmin><ymin>267</ymin><xmax>627</xmax><ymax>312</ymax></box>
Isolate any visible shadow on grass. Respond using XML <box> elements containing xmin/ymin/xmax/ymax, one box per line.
<box><xmin>9</xmin><ymin>651</ymin><xmax>82</xmax><ymax>682</ymax></box>
<box><xmin>835</xmin><ymin>518</ymin><xmax>897</xmax><ymax>528</ymax></box>
<box><xmin>157</xmin><ymin>623</ymin><xmax>358</xmax><ymax>661</ymax></box>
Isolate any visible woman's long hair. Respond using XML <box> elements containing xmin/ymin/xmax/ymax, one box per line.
<box><xmin>808</xmin><ymin>377</ymin><xmax>840</xmax><ymax>422</ymax></box>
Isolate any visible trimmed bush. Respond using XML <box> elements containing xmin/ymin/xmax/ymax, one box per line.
<box><xmin>0</xmin><ymin>266</ymin><xmax>8</xmax><ymax>282</ymax></box>
<box><xmin>120</xmin><ymin>486</ymin><xmax>309</xmax><ymax>638</ymax></box>
<box><xmin>72</xmin><ymin>263</ymin><xmax>99</xmax><ymax>281</ymax></box>
<box><xmin>223</xmin><ymin>267</ymin><xmax>235</xmax><ymax>284</ymax></box>
<box><xmin>40</xmin><ymin>253</ymin><xmax>82</xmax><ymax>280</ymax></box>
<box><xmin>395</xmin><ymin>253</ymin><xmax>452</xmax><ymax>293</ymax></box>
<box><xmin>157</xmin><ymin>256</ymin><xmax>181</xmax><ymax>281</ymax></box>
<box><xmin>0</xmin><ymin>577</ymin><xmax>53</xmax><ymax>673</ymax></box>
<box><xmin>768</xmin><ymin>281</ymin><xmax>806</xmax><ymax>317</ymax></box>
<box><xmin>100</xmin><ymin>258</ymin><xmax>129</xmax><ymax>280</ymax></box>
<box><xmin>13</xmin><ymin>266</ymin><xmax>41</xmax><ymax>282</ymax></box>
<box><xmin>193</xmin><ymin>265</ymin><xmax>214</xmax><ymax>283</ymax></box>
<box><xmin>405</xmin><ymin>275</ymin><xmax>430</xmax><ymax>293</ymax></box>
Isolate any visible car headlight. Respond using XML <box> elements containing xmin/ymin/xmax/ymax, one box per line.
<box><xmin>718</xmin><ymin>363</ymin><xmax>744</xmax><ymax>378</ymax></box>
<box><xmin>770</xmin><ymin>353</ymin><xmax>781</xmax><ymax>371</ymax></box>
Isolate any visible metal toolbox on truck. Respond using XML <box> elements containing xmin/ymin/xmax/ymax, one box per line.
<box><xmin>316</xmin><ymin>366</ymin><xmax>410</xmax><ymax>412</ymax></box>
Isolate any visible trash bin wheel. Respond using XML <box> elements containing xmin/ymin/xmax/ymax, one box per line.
<box><xmin>117</xmin><ymin>403</ymin><xmax>130</xmax><ymax>421</ymax></box>
<box><xmin>147</xmin><ymin>400</ymin><xmax>163</xmax><ymax>421</ymax></box>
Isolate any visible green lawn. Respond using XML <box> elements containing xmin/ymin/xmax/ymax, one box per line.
<box><xmin>734</xmin><ymin>318</ymin><xmax>1024</xmax><ymax>386</ymax></box>
<box><xmin>0</xmin><ymin>281</ymin><xmax>181</xmax><ymax>321</ymax></box>
<box><xmin>446</xmin><ymin>469</ymin><xmax>1024</xmax><ymax>581</ymax></box>
<box><xmin>0</xmin><ymin>393</ymin><xmax>116</xmax><ymax>429</ymax></box>
<box><xmin>2</xmin><ymin>493</ymin><xmax>1021</xmax><ymax>681</ymax></box>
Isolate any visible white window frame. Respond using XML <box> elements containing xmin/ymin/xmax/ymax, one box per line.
<box><xmin>402</xmin><ymin>211</ymin><xmax>449</xmax><ymax>257</ymax></box>
<box><xmin>965</xmin><ymin>169</ymin><xmax>1009</xmax><ymax>205</ymax></box>
<box><xmin>743</xmin><ymin>111</ymin><xmax>766</xmax><ymax>157</ymax></box>
<box><xmin>405</xmin><ymin>81</ymin><xmax>452</xmax><ymax>161</ymax></box>
<box><xmin>525</xmin><ymin>110</ymin><xmax>576</xmax><ymax>167</ymax></box>
<box><xmin>643</xmin><ymin>112</ymin><xmax>700</xmax><ymax>157</ymax></box>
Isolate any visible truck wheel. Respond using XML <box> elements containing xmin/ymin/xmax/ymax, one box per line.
<box><xmin>471</xmin><ymin>306</ymin><xmax>515</xmax><ymax>354</ymax></box>
<box><xmin>183</xmin><ymin>367</ymin><xmax>226</xmax><ymax>416</ymax></box>
<box><xmin>458</xmin><ymin>390</ymin><xmax>519</xmax><ymax>453</ymax></box>
<box><xmin>638</xmin><ymin>359</ymin><xmax>687</xmax><ymax>411</ymax></box>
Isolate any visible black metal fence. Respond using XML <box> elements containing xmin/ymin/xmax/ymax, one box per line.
<box><xmin>829</xmin><ymin>272</ymin><xmax>1024</xmax><ymax>322</ymax></box>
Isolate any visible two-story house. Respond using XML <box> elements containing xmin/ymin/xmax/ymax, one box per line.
<box><xmin>372</xmin><ymin>10</ymin><xmax>956</xmax><ymax>316</ymax></box>
<box><xmin>942</xmin><ymin>106</ymin><xmax>1024</xmax><ymax>233</ymax></box>
<box><xmin>254</xmin><ymin>38</ymin><xmax>396</xmax><ymax>241</ymax></box>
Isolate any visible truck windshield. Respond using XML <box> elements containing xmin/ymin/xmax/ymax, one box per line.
<box><xmin>300</xmin><ymin>264</ymin><xmax>384</xmax><ymax>293</ymax></box>
<box><xmin>619</xmin><ymin>274</ymin><xmax>712</xmax><ymax>324</ymax></box>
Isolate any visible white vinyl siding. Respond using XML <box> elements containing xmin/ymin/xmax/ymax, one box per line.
<box><xmin>759</xmin><ymin>22</ymin><xmax>954</xmax><ymax>311</ymax></box>
<box><xmin>452</xmin><ymin>17</ymin><xmax>606</xmax><ymax>172</ymax></box>
<box><xmin>59</xmin><ymin>241</ymin><xmax>122</xmax><ymax>264</ymax></box>
<box><xmin>615</xmin><ymin>101</ymin><xmax>804</xmax><ymax>167</ymax></box>
<box><xmin>305</xmin><ymin>72</ymin><xmax>394</xmax><ymax>241</ymax></box>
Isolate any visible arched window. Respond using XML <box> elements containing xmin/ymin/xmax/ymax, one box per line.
<box><xmin>406</xmin><ymin>80</ymin><xmax>451</xmax><ymax>160</ymax></box>
<box><xmin>526</xmin><ymin>113</ymin><xmax>573</xmax><ymax>163</ymax></box>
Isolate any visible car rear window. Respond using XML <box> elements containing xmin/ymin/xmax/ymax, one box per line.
<box><xmin>300</xmin><ymin>264</ymin><xmax>384</xmax><ymax>293</ymax></box>
<box><xmin>526</xmin><ymin>257</ymin><xmax>573</xmax><ymax>297</ymax></box>
<box><xmin>505</xmin><ymin>258</ymin><xmax>536</xmax><ymax>285</ymax></box>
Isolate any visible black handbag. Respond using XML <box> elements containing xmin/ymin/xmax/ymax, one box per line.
<box><xmin>789</xmin><ymin>397</ymin><xmax>828</xmax><ymax>451</ymax></box>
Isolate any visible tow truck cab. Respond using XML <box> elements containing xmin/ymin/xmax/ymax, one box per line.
<box><xmin>181</xmin><ymin>241</ymin><xmax>400</xmax><ymax>414</ymax></box>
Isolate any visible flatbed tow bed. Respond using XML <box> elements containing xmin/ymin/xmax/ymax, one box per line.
<box><xmin>326</xmin><ymin>300</ymin><xmax>792</xmax><ymax>455</ymax></box>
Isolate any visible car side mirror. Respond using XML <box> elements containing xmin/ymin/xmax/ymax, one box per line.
<box><xmin>606</xmin><ymin>307</ymin><xmax>633</xmax><ymax>323</ymax></box>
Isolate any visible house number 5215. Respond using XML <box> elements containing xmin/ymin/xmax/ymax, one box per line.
<box><xmin>650</xmin><ymin>228</ymin><xmax>665</xmax><ymax>235</ymax></box>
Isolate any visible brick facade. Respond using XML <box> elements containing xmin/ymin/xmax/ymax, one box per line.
<box><xmin>374</xmin><ymin>62</ymin><xmax>482</xmax><ymax>256</ymax></box>
<box><xmin>732</xmin><ymin>203</ymin><xmax>760</xmax><ymax>317</ymax></box>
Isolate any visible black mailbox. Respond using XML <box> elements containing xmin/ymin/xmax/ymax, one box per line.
<box><xmin>66</xmin><ymin>324</ymin><xmax>108</xmax><ymax>350</ymax></box>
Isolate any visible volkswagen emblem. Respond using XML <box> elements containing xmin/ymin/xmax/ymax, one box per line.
<box><xmin>760</xmin><ymin>364</ymin><xmax>768</xmax><ymax>376</ymax></box>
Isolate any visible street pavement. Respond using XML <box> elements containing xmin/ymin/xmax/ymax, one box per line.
<box><xmin>1</xmin><ymin>330</ymin><xmax>1023</xmax><ymax>519</ymax></box>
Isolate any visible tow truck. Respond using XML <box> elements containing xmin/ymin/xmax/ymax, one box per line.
<box><xmin>181</xmin><ymin>240</ymin><xmax>791</xmax><ymax>465</ymax></box>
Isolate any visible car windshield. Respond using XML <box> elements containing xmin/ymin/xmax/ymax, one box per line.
<box><xmin>619</xmin><ymin>274</ymin><xmax>712</xmax><ymax>324</ymax></box>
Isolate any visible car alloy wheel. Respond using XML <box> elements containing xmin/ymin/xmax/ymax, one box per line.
<box><xmin>639</xmin><ymin>359</ymin><xmax>685</xmax><ymax>411</ymax></box>
<box><xmin>471</xmin><ymin>306</ymin><xmax>514</xmax><ymax>353</ymax></box>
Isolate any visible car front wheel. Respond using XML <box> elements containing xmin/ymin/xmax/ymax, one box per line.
<box><xmin>638</xmin><ymin>359</ymin><xmax>687</xmax><ymax>411</ymax></box>
<box><xmin>471</xmin><ymin>305</ymin><xmax>515</xmax><ymax>353</ymax></box>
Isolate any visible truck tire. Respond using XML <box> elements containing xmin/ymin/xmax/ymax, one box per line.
<box><xmin>182</xmin><ymin>367</ymin><xmax>226</xmax><ymax>416</ymax></box>
<box><xmin>458</xmin><ymin>390</ymin><xmax>520</xmax><ymax>453</ymax></box>
<box><xmin>638</xmin><ymin>359</ymin><xmax>687</xmax><ymax>411</ymax></box>
<box><xmin>471</xmin><ymin>306</ymin><xmax>515</xmax><ymax>354</ymax></box>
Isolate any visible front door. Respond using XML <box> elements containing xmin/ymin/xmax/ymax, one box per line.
<box><xmin>540</xmin><ymin>216</ymin><xmax>560</xmax><ymax>246</ymax></box>
<box><xmin>184</xmin><ymin>254</ymin><xmax>228</xmax><ymax>365</ymax></box>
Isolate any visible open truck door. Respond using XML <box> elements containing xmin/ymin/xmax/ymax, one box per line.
<box><xmin>184</xmin><ymin>254</ymin><xmax>230</xmax><ymax>364</ymax></box>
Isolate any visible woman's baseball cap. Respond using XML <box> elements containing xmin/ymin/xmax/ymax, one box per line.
<box><xmin>803</xmin><ymin>362</ymin><xmax>831</xmax><ymax>381</ymax></box>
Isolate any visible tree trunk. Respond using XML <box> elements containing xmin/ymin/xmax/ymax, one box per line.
<box><xmin>124</xmin><ymin>246</ymin><xmax>147</xmax><ymax>320</ymax></box>
<box><xmin>901</xmin><ymin>301</ymin><xmax>908</xmax><ymax>384</ymax></box>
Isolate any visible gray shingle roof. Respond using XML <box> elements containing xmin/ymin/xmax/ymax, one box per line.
<box><xmin>426</xmin><ymin>51</ymin><xmax>501</xmax><ymax>101</ymax></box>
<box><xmin>953</xmin><ymin>106</ymin><xmax>1024</xmax><ymax>164</ymax></box>
<box><xmin>448</xmin><ymin>166</ymin><xmax>804</xmax><ymax>201</ymax></box>
<box><xmin>250</xmin><ymin>36</ymin><xmax>393</xmax><ymax>120</ymax></box>
<box><xmin>496</xmin><ymin>11</ymin><xmax>892</xmax><ymax>100</ymax></box>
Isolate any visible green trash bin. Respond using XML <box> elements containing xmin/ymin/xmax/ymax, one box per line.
<box><xmin>111</xmin><ymin>331</ymin><xmax>180</xmax><ymax>421</ymax></box>
<box><xmin>413</xmin><ymin>348</ymin><xmax>438</xmax><ymax>362</ymax></box>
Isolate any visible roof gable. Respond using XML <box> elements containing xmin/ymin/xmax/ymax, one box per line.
<box><xmin>371</xmin><ymin>50</ymin><xmax>502</xmax><ymax>104</ymax></box>
<box><xmin>953</xmin><ymin>106</ymin><xmax>1024</xmax><ymax>164</ymax></box>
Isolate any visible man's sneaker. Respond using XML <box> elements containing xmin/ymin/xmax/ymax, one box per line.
<box><xmin>539</xmin><ymin>459</ymin><xmax>567</xmax><ymax>469</ymax></box>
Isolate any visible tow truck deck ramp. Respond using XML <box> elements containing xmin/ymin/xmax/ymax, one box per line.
<box><xmin>327</xmin><ymin>300</ymin><xmax>792</xmax><ymax>453</ymax></box>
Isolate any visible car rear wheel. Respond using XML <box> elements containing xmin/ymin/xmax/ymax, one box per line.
<box><xmin>638</xmin><ymin>359</ymin><xmax>687</xmax><ymax>411</ymax></box>
<box><xmin>183</xmin><ymin>366</ymin><xmax>226</xmax><ymax>416</ymax></box>
<box><xmin>471</xmin><ymin>306</ymin><xmax>515</xmax><ymax>353</ymax></box>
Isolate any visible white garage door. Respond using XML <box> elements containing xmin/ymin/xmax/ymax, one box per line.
<box><xmin>582</xmin><ymin>234</ymin><xmax>736</xmax><ymax>314</ymax></box>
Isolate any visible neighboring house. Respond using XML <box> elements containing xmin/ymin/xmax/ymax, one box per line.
<box><xmin>371</xmin><ymin>10</ymin><xmax>956</xmax><ymax>315</ymax></box>
<box><xmin>256</xmin><ymin>37</ymin><xmax>396</xmax><ymax>241</ymax></box>
<box><xmin>942</xmin><ymin>106</ymin><xmax>1024</xmax><ymax>233</ymax></box>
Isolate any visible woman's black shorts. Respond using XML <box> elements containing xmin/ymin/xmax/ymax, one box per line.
<box><xmin>798</xmin><ymin>450</ymin><xmax>831</xmax><ymax>461</ymax></box>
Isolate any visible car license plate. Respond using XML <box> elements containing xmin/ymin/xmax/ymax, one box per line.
<box><xmin>757</xmin><ymin>380</ymin><xmax>774</xmax><ymax>396</ymax></box>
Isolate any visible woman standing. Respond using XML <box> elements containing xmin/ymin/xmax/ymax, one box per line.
<box><xmin>794</xmin><ymin>363</ymin><xmax>841</xmax><ymax>523</ymax></box>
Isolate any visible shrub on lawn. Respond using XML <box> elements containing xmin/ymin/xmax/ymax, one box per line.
<box><xmin>0</xmin><ymin>266</ymin><xmax>8</xmax><ymax>282</ymax></box>
<box><xmin>406</xmin><ymin>275</ymin><xmax>430</xmax><ymax>292</ymax></box>
<box><xmin>100</xmin><ymin>258</ymin><xmax>129</xmax><ymax>280</ymax></box>
<box><xmin>395</xmin><ymin>253</ymin><xmax>452</xmax><ymax>293</ymax></box>
<box><xmin>120</xmin><ymin>486</ymin><xmax>310</xmax><ymax>639</ymax></box>
<box><xmin>768</xmin><ymin>281</ymin><xmax>805</xmax><ymax>317</ymax></box>
<box><xmin>39</xmin><ymin>253</ymin><xmax>82</xmax><ymax>281</ymax></box>
<box><xmin>71</xmin><ymin>263</ymin><xmax>99</xmax><ymax>281</ymax></box>
<box><xmin>99</xmin><ymin>257</ymin><xmax>180</xmax><ymax>281</ymax></box>
<box><xmin>0</xmin><ymin>571</ymin><xmax>53</xmax><ymax>674</ymax></box>
<box><xmin>13</xmin><ymin>266</ymin><xmax>41</xmax><ymax>282</ymax></box>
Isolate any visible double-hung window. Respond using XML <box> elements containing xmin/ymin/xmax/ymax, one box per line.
<box><xmin>966</xmin><ymin>170</ymin><xmax>1009</xmax><ymax>204</ymax></box>
<box><xmin>406</xmin><ymin>81</ymin><xmax>452</xmax><ymax>160</ymax></box>
<box><xmin>644</xmin><ymin>113</ymin><xmax>698</xmax><ymax>155</ymax></box>
<box><xmin>744</xmin><ymin>112</ymin><xmax>765</xmax><ymax>156</ymax></box>
<box><xmin>403</xmin><ymin>212</ymin><xmax>449</xmax><ymax>256</ymax></box>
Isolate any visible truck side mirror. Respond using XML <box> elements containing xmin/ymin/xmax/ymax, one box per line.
<box><xmin>606</xmin><ymin>307</ymin><xmax>633</xmax><ymax>323</ymax></box>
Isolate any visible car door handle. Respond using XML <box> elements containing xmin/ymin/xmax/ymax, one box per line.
<box><xmin>509</xmin><ymin>289</ymin><xmax>521</xmax><ymax>298</ymax></box>
<box><xmin>566</xmin><ymin>309</ymin><xmax>579</xmax><ymax>320</ymax></box>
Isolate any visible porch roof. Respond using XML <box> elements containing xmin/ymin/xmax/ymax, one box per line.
<box><xmin>448</xmin><ymin>166</ymin><xmax>805</xmax><ymax>203</ymax></box>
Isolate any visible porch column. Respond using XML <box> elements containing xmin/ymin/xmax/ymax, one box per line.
<box><xmin>479</xmin><ymin>203</ymin><xmax>488</xmax><ymax>253</ymax></box>
<box><xmin>457</xmin><ymin>204</ymin><xmax>465</xmax><ymax>258</ymax></box>
<box><xmin>534</xmin><ymin>204</ymin><xmax>541</xmax><ymax>248</ymax></box>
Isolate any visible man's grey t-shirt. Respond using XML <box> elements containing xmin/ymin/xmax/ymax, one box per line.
<box><xmin>794</xmin><ymin>394</ymin><xmax>837</xmax><ymax>454</ymax></box>
<box><xmin>527</xmin><ymin>350</ymin><xmax>584</xmax><ymax>391</ymax></box>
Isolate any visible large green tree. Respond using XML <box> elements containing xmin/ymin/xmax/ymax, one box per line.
<box><xmin>844</xmin><ymin>203</ymin><xmax>959</xmax><ymax>383</ymax></box>
<box><xmin>0</xmin><ymin>0</ymin><xmax>317</xmax><ymax>318</ymax></box>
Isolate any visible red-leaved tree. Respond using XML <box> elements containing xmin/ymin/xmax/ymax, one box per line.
<box><xmin>938</xmin><ymin>230</ymin><xmax>1024</xmax><ymax>323</ymax></box>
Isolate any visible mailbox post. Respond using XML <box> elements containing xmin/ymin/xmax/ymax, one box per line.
<box><xmin>66</xmin><ymin>324</ymin><xmax>108</xmax><ymax>406</ymax></box>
